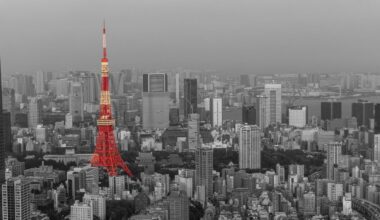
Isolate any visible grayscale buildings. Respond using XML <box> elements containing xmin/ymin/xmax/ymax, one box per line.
<box><xmin>142</xmin><ymin>73</ymin><xmax>170</xmax><ymax>129</ymax></box>
<box><xmin>184</xmin><ymin>78</ymin><xmax>197</xmax><ymax>118</ymax></box>
<box><xmin>239</xmin><ymin>124</ymin><xmax>261</xmax><ymax>169</ymax></box>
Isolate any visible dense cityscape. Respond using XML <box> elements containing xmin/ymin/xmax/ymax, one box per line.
<box><xmin>3</xmin><ymin>3</ymin><xmax>380</xmax><ymax>220</ymax></box>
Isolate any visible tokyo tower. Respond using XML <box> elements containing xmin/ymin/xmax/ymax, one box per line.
<box><xmin>91</xmin><ymin>22</ymin><xmax>133</xmax><ymax>177</ymax></box>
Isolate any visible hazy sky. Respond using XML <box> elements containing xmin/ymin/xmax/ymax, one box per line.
<box><xmin>1</xmin><ymin>0</ymin><xmax>380</xmax><ymax>75</ymax></box>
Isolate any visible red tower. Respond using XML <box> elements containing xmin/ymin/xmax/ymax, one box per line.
<box><xmin>91</xmin><ymin>23</ymin><xmax>133</xmax><ymax>177</ymax></box>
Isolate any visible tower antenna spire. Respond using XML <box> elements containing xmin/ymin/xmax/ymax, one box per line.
<box><xmin>102</xmin><ymin>20</ymin><xmax>107</xmax><ymax>59</ymax></box>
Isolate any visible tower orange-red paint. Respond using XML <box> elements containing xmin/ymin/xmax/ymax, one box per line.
<box><xmin>91</xmin><ymin>22</ymin><xmax>133</xmax><ymax>177</ymax></box>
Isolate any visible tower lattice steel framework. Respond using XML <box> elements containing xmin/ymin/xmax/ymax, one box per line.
<box><xmin>91</xmin><ymin>22</ymin><xmax>133</xmax><ymax>177</ymax></box>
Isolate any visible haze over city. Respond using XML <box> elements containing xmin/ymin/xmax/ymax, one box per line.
<box><xmin>2</xmin><ymin>0</ymin><xmax>380</xmax><ymax>74</ymax></box>
<box><xmin>4</xmin><ymin>1</ymin><xmax>380</xmax><ymax>220</ymax></box>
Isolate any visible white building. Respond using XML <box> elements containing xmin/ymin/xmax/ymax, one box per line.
<box><xmin>65</xmin><ymin>113</ymin><xmax>73</xmax><ymax>129</ymax></box>
<box><xmin>289</xmin><ymin>106</ymin><xmax>307</xmax><ymax>128</ymax></box>
<box><xmin>239</xmin><ymin>124</ymin><xmax>261</xmax><ymax>169</ymax></box>
<box><xmin>70</xmin><ymin>200</ymin><xmax>93</xmax><ymax>220</ymax></box>
<box><xmin>342</xmin><ymin>193</ymin><xmax>352</xmax><ymax>215</ymax></box>
<box><xmin>177</xmin><ymin>176</ymin><xmax>193</xmax><ymax>198</ymax></box>
<box><xmin>264</xmin><ymin>83</ymin><xmax>282</xmax><ymax>125</ymax></box>
<box><xmin>83</xmin><ymin>194</ymin><xmax>106</xmax><ymax>220</ymax></box>
<box><xmin>374</xmin><ymin>134</ymin><xmax>380</xmax><ymax>162</ymax></box>
<box><xmin>327</xmin><ymin>182</ymin><xmax>343</xmax><ymax>202</ymax></box>
<box><xmin>211</xmin><ymin>98</ymin><xmax>222</xmax><ymax>127</ymax></box>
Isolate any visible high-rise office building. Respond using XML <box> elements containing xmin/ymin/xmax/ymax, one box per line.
<box><xmin>35</xmin><ymin>71</ymin><xmax>45</xmax><ymax>94</ymax></box>
<box><xmin>264</xmin><ymin>84</ymin><xmax>282</xmax><ymax>125</ymax></box>
<box><xmin>70</xmin><ymin>200</ymin><xmax>93</xmax><ymax>220</ymax></box>
<box><xmin>195</xmin><ymin>147</ymin><xmax>213</xmax><ymax>200</ymax></box>
<box><xmin>168</xmin><ymin>191</ymin><xmax>189</xmax><ymax>220</ymax></box>
<box><xmin>240</xmin><ymin>74</ymin><xmax>250</xmax><ymax>87</ymax></box>
<box><xmin>184</xmin><ymin>78</ymin><xmax>197</xmax><ymax>118</ymax></box>
<box><xmin>321</xmin><ymin>101</ymin><xmax>342</xmax><ymax>121</ymax></box>
<box><xmin>288</xmin><ymin>106</ymin><xmax>307</xmax><ymax>128</ymax></box>
<box><xmin>188</xmin><ymin>113</ymin><xmax>200</xmax><ymax>151</ymax></box>
<box><xmin>374</xmin><ymin>134</ymin><xmax>380</xmax><ymax>162</ymax></box>
<box><xmin>352</xmin><ymin>100</ymin><xmax>374</xmax><ymax>128</ymax></box>
<box><xmin>374</xmin><ymin>104</ymin><xmax>380</xmax><ymax>132</ymax></box>
<box><xmin>2</xmin><ymin>176</ymin><xmax>31</xmax><ymax>220</ymax></box>
<box><xmin>69</xmin><ymin>82</ymin><xmax>84</xmax><ymax>123</ymax></box>
<box><xmin>239</xmin><ymin>124</ymin><xmax>261</xmax><ymax>169</ymax></box>
<box><xmin>28</xmin><ymin>97</ymin><xmax>42</xmax><ymax>129</ymax></box>
<box><xmin>242</xmin><ymin>105</ymin><xmax>256</xmax><ymax>125</ymax></box>
<box><xmin>142</xmin><ymin>73</ymin><xmax>169</xmax><ymax>129</ymax></box>
<box><xmin>256</xmin><ymin>95</ymin><xmax>268</xmax><ymax>130</ymax></box>
<box><xmin>326</xmin><ymin>142</ymin><xmax>342</xmax><ymax>180</ymax></box>
<box><xmin>81</xmin><ymin>73</ymin><xmax>99</xmax><ymax>104</ymax></box>
<box><xmin>211</xmin><ymin>97</ymin><xmax>222</xmax><ymax>127</ymax></box>
<box><xmin>0</xmin><ymin>60</ymin><xmax>5</xmax><ymax>217</ymax></box>
<box><xmin>83</xmin><ymin>194</ymin><xmax>106</xmax><ymax>220</ymax></box>
<box><xmin>175</xmin><ymin>73</ymin><xmax>180</xmax><ymax>107</ymax></box>
<box><xmin>2</xmin><ymin>112</ymin><xmax>12</xmax><ymax>152</ymax></box>
<box><xmin>2</xmin><ymin>88</ymin><xmax>15</xmax><ymax>126</ymax></box>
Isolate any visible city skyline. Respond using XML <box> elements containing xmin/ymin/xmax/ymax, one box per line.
<box><xmin>2</xmin><ymin>1</ymin><xmax>380</xmax><ymax>220</ymax></box>
<box><xmin>1</xmin><ymin>0</ymin><xmax>380</xmax><ymax>74</ymax></box>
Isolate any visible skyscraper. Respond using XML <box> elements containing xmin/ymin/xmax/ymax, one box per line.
<box><xmin>264</xmin><ymin>83</ymin><xmax>282</xmax><ymax>125</ymax></box>
<box><xmin>374</xmin><ymin>104</ymin><xmax>380</xmax><ymax>132</ymax></box>
<box><xmin>288</xmin><ymin>106</ymin><xmax>307</xmax><ymax>128</ymax></box>
<box><xmin>321</xmin><ymin>101</ymin><xmax>342</xmax><ymax>121</ymax></box>
<box><xmin>0</xmin><ymin>60</ymin><xmax>5</xmax><ymax>217</ymax></box>
<box><xmin>168</xmin><ymin>191</ymin><xmax>189</xmax><ymax>220</ymax></box>
<box><xmin>35</xmin><ymin>71</ymin><xmax>45</xmax><ymax>94</ymax></box>
<box><xmin>211</xmin><ymin>97</ymin><xmax>222</xmax><ymax>127</ymax></box>
<box><xmin>256</xmin><ymin>95</ymin><xmax>268</xmax><ymax>130</ymax></box>
<box><xmin>195</xmin><ymin>147</ymin><xmax>213</xmax><ymax>200</ymax></box>
<box><xmin>184</xmin><ymin>78</ymin><xmax>197</xmax><ymax>118</ymax></box>
<box><xmin>239</xmin><ymin>124</ymin><xmax>261</xmax><ymax>169</ymax></box>
<box><xmin>352</xmin><ymin>100</ymin><xmax>374</xmax><ymax>128</ymax></box>
<box><xmin>326</xmin><ymin>142</ymin><xmax>342</xmax><ymax>180</ymax></box>
<box><xmin>69</xmin><ymin>82</ymin><xmax>84</xmax><ymax>123</ymax></box>
<box><xmin>142</xmin><ymin>73</ymin><xmax>170</xmax><ymax>129</ymax></box>
<box><xmin>81</xmin><ymin>73</ymin><xmax>99</xmax><ymax>104</ymax></box>
<box><xmin>175</xmin><ymin>73</ymin><xmax>180</xmax><ymax>108</ymax></box>
<box><xmin>188</xmin><ymin>113</ymin><xmax>200</xmax><ymax>151</ymax></box>
<box><xmin>28</xmin><ymin>97</ymin><xmax>42</xmax><ymax>129</ymax></box>
<box><xmin>374</xmin><ymin>134</ymin><xmax>380</xmax><ymax>162</ymax></box>
<box><xmin>2</xmin><ymin>176</ymin><xmax>31</xmax><ymax>220</ymax></box>
<box><xmin>242</xmin><ymin>105</ymin><xmax>256</xmax><ymax>125</ymax></box>
<box><xmin>2</xmin><ymin>112</ymin><xmax>12</xmax><ymax>152</ymax></box>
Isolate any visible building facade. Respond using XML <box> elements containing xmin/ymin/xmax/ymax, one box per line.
<box><xmin>184</xmin><ymin>78</ymin><xmax>197</xmax><ymax>118</ymax></box>
<box><xmin>264</xmin><ymin>84</ymin><xmax>282</xmax><ymax>125</ymax></box>
<box><xmin>142</xmin><ymin>73</ymin><xmax>170</xmax><ymax>129</ymax></box>
<box><xmin>239</xmin><ymin>124</ymin><xmax>261</xmax><ymax>169</ymax></box>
